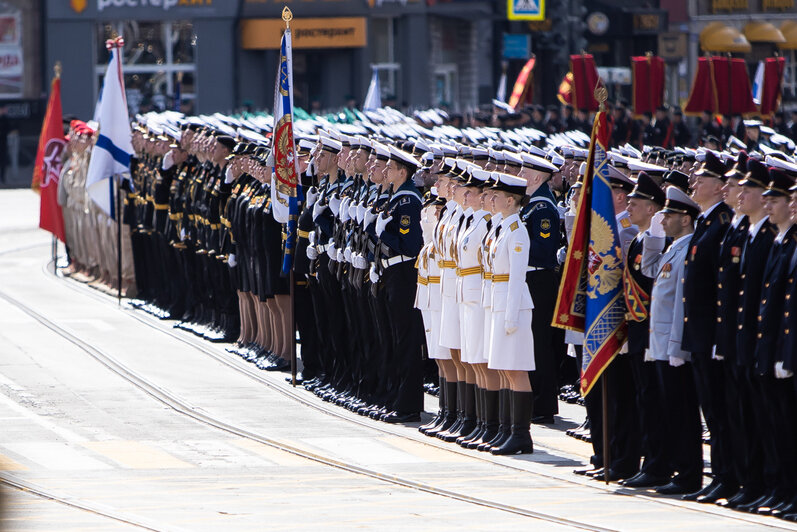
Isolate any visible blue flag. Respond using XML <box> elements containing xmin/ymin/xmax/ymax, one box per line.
<box><xmin>269</xmin><ymin>27</ymin><xmax>299</xmax><ymax>275</ymax></box>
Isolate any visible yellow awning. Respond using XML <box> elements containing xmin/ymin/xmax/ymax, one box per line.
<box><xmin>700</xmin><ymin>25</ymin><xmax>752</xmax><ymax>53</ymax></box>
<box><xmin>778</xmin><ymin>21</ymin><xmax>797</xmax><ymax>50</ymax></box>
<box><xmin>744</xmin><ymin>21</ymin><xmax>786</xmax><ymax>44</ymax></box>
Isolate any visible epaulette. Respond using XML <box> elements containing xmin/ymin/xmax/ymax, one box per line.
<box><xmin>510</xmin><ymin>221</ymin><xmax>519</xmax><ymax>231</ymax></box>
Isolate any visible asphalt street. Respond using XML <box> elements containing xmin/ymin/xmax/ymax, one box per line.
<box><xmin>0</xmin><ymin>189</ymin><xmax>792</xmax><ymax>531</ymax></box>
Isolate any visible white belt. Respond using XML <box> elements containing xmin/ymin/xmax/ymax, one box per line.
<box><xmin>527</xmin><ymin>266</ymin><xmax>545</xmax><ymax>272</ymax></box>
<box><xmin>317</xmin><ymin>243</ymin><xmax>330</xmax><ymax>253</ymax></box>
<box><xmin>380</xmin><ymin>255</ymin><xmax>414</xmax><ymax>269</ymax></box>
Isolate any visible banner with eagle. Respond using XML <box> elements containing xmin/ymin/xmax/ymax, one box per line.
<box><xmin>553</xmin><ymin>98</ymin><xmax>627</xmax><ymax>396</ymax></box>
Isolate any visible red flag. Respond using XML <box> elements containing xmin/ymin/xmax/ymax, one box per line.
<box><xmin>631</xmin><ymin>55</ymin><xmax>665</xmax><ymax>117</ymax></box>
<box><xmin>32</xmin><ymin>75</ymin><xmax>66</xmax><ymax>242</ymax></box>
<box><xmin>711</xmin><ymin>56</ymin><xmax>757</xmax><ymax>116</ymax></box>
<box><xmin>684</xmin><ymin>57</ymin><xmax>716</xmax><ymax>116</ymax></box>
<box><xmin>570</xmin><ymin>54</ymin><xmax>602</xmax><ymax>112</ymax></box>
<box><xmin>557</xmin><ymin>72</ymin><xmax>574</xmax><ymax>106</ymax></box>
<box><xmin>759</xmin><ymin>56</ymin><xmax>785</xmax><ymax>118</ymax></box>
<box><xmin>508</xmin><ymin>57</ymin><xmax>536</xmax><ymax>111</ymax></box>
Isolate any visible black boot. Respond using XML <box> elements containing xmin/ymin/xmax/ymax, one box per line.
<box><xmin>427</xmin><ymin>380</ymin><xmax>458</xmax><ymax>437</ymax></box>
<box><xmin>479</xmin><ymin>388</ymin><xmax>510</xmax><ymax>451</ymax></box>
<box><xmin>439</xmin><ymin>381</ymin><xmax>470</xmax><ymax>442</ymax></box>
<box><xmin>491</xmin><ymin>391</ymin><xmax>534</xmax><ymax>455</ymax></box>
<box><xmin>444</xmin><ymin>383</ymin><xmax>476</xmax><ymax>443</ymax></box>
<box><xmin>468</xmin><ymin>389</ymin><xmax>499</xmax><ymax>449</ymax></box>
<box><xmin>420</xmin><ymin>377</ymin><xmax>446</xmax><ymax>434</ymax></box>
<box><xmin>458</xmin><ymin>385</ymin><xmax>483</xmax><ymax>446</ymax></box>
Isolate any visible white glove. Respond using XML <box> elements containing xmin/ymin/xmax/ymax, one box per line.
<box><xmin>505</xmin><ymin>320</ymin><xmax>518</xmax><ymax>335</ymax></box>
<box><xmin>162</xmin><ymin>151</ymin><xmax>175</xmax><ymax>171</ymax></box>
<box><xmin>644</xmin><ymin>349</ymin><xmax>655</xmax><ymax>362</ymax></box>
<box><xmin>329</xmin><ymin>195</ymin><xmax>342</xmax><ymax>215</ymax></box>
<box><xmin>556</xmin><ymin>246</ymin><xmax>567</xmax><ymax>265</ymax></box>
<box><xmin>712</xmin><ymin>345</ymin><xmax>724</xmax><ymax>361</ymax></box>
<box><xmin>312</xmin><ymin>201</ymin><xmax>327</xmax><ymax>221</ymax></box>
<box><xmin>225</xmin><ymin>165</ymin><xmax>235</xmax><ymax>184</ymax></box>
<box><xmin>356</xmin><ymin>204</ymin><xmax>366</xmax><ymax>224</ymax></box>
<box><xmin>348</xmin><ymin>201</ymin><xmax>358</xmax><ymax>221</ymax></box>
<box><xmin>375</xmin><ymin>213</ymin><xmax>393</xmax><ymax>236</ymax></box>
<box><xmin>306</xmin><ymin>246</ymin><xmax>318</xmax><ymax>260</ymax></box>
<box><xmin>369</xmin><ymin>264</ymin><xmax>380</xmax><ymax>284</ymax></box>
<box><xmin>669</xmin><ymin>355</ymin><xmax>685</xmax><ymax>367</ymax></box>
<box><xmin>305</xmin><ymin>187</ymin><xmax>319</xmax><ymax>207</ymax></box>
<box><xmin>180</xmin><ymin>228</ymin><xmax>187</xmax><ymax>241</ymax></box>
<box><xmin>327</xmin><ymin>242</ymin><xmax>337</xmax><ymax>260</ymax></box>
<box><xmin>650</xmin><ymin>212</ymin><xmax>665</xmax><ymax>238</ymax></box>
<box><xmin>352</xmin><ymin>253</ymin><xmax>368</xmax><ymax>269</ymax></box>
<box><xmin>227</xmin><ymin>253</ymin><xmax>237</xmax><ymax>267</ymax></box>
<box><xmin>339</xmin><ymin>198</ymin><xmax>352</xmax><ymax>222</ymax></box>
<box><xmin>364</xmin><ymin>208</ymin><xmax>378</xmax><ymax>228</ymax></box>
<box><xmin>775</xmin><ymin>361</ymin><xmax>794</xmax><ymax>379</ymax></box>
<box><xmin>344</xmin><ymin>246</ymin><xmax>353</xmax><ymax>263</ymax></box>
<box><xmin>336</xmin><ymin>248</ymin><xmax>345</xmax><ymax>262</ymax></box>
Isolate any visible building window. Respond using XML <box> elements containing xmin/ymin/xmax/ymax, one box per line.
<box><xmin>95</xmin><ymin>20</ymin><xmax>196</xmax><ymax>115</ymax></box>
<box><xmin>785</xmin><ymin>51</ymin><xmax>796</xmax><ymax>103</ymax></box>
<box><xmin>434</xmin><ymin>64</ymin><xmax>457</xmax><ymax>108</ymax></box>
<box><xmin>371</xmin><ymin>17</ymin><xmax>398</xmax><ymax>102</ymax></box>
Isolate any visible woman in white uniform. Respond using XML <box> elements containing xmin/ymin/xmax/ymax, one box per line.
<box><xmin>485</xmin><ymin>172</ymin><xmax>535</xmax><ymax>455</ymax></box>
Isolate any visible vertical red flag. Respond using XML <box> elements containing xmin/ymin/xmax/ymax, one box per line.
<box><xmin>507</xmin><ymin>57</ymin><xmax>536</xmax><ymax>111</ymax></box>
<box><xmin>683</xmin><ymin>57</ymin><xmax>717</xmax><ymax>116</ymax></box>
<box><xmin>32</xmin><ymin>72</ymin><xmax>67</xmax><ymax>241</ymax></box>
<box><xmin>759</xmin><ymin>57</ymin><xmax>786</xmax><ymax>118</ymax></box>
<box><xmin>711</xmin><ymin>56</ymin><xmax>757</xmax><ymax>116</ymax></box>
<box><xmin>570</xmin><ymin>54</ymin><xmax>602</xmax><ymax>112</ymax></box>
<box><xmin>557</xmin><ymin>72</ymin><xmax>574</xmax><ymax>106</ymax></box>
<box><xmin>631</xmin><ymin>55</ymin><xmax>665</xmax><ymax>117</ymax></box>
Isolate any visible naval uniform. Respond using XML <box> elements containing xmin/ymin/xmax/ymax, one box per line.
<box><xmin>487</xmin><ymin>213</ymin><xmax>535</xmax><ymax>371</ymax></box>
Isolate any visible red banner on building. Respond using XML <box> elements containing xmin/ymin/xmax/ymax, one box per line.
<box><xmin>631</xmin><ymin>55</ymin><xmax>665</xmax><ymax>117</ymax></box>
<box><xmin>758</xmin><ymin>56</ymin><xmax>785</xmax><ymax>118</ymax></box>
<box><xmin>684</xmin><ymin>56</ymin><xmax>757</xmax><ymax>117</ymax></box>
<box><xmin>32</xmin><ymin>74</ymin><xmax>66</xmax><ymax>242</ymax></box>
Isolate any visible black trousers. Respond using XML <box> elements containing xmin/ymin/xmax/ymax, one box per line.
<box><xmin>295</xmin><ymin>280</ymin><xmax>321</xmax><ymax>379</ymax></box>
<box><xmin>368</xmin><ymin>278</ymin><xmax>393</xmax><ymax>405</ymax></box>
<box><xmin>381</xmin><ymin>262</ymin><xmax>424</xmax><ymax>414</ymax></box>
<box><xmin>771</xmin><ymin>376</ymin><xmax>797</xmax><ymax>494</ymax></box>
<box><xmin>606</xmin><ymin>354</ymin><xmax>641</xmax><ymax>476</ymax></box>
<box><xmin>691</xmin><ymin>352</ymin><xmax>735</xmax><ymax>485</ymax></box>
<box><xmin>658</xmin><ymin>360</ymin><xmax>703</xmax><ymax>486</ymax></box>
<box><xmin>726</xmin><ymin>363</ymin><xmax>763</xmax><ymax>493</ymax></box>
<box><xmin>751</xmin><ymin>373</ymin><xmax>785</xmax><ymax>491</ymax></box>
<box><xmin>316</xmin><ymin>255</ymin><xmax>346</xmax><ymax>383</ymax></box>
<box><xmin>577</xmin><ymin>346</ymin><xmax>603</xmax><ymax>468</ymax></box>
<box><xmin>526</xmin><ymin>269</ymin><xmax>560</xmax><ymax>417</ymax></box>
<box><xmin>629</xmin><ymin>354</ymin><xmax>670</xmax><ymax>477</ymax></box>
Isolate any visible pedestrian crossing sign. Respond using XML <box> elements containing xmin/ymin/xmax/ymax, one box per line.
<box><xmin>508</xmin><ymin>0</ymin><xmax>544</xmax><ymax>21</ymax></box>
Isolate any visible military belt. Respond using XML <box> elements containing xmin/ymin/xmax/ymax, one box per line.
<box><xmin>455</xmin><ymin>266</ymin><xmax>482</xmax><ymax>277</ymax></box>
<box><xmin>380</xmin><ymin>255</ymin><xmax>414</xmax><ymax>269</ymax></box>
<box><xmin>437</xmin><ymin>260</ymin><xmax>456</xmax><ymax>269</ymax></box>
<box><xmin>492</xmin><ymin>274</ymin><xmax>510</xmax><ymax>282</ymax></box>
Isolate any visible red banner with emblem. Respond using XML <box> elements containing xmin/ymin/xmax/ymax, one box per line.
<box><xmin>631</xmin><ymin>55</ymin><xmax>665</xmax><ymax>117</ymax></box>
<box><xmin>32</xmin><ymin>75</ymin><xmax>66</xmax><ymax>242</ymax></box>
<box><xmin>570</xmin><ymin>54</ymin><xmax>602</xmax><ymax>112</ymax></box>
<box><xmin>508</xmin><ymin>57</ymin><xmax>536</xmax><ymax>111</ymax></box>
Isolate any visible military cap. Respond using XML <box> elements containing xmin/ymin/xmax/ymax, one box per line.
<box><xmin>520</xmin><ymin>152</ymin><xmax>558</xmax><ymax>174</ymax></box>
<box><xmin>663</xmin><ymin>170</ymin><xmax>690</xmax><ymax>193</ymax></box>
<box><xmin>694</xmin><ymin>150</ymin><xmax>727</xmax><ymax>180</ymax></box>
<box><xmin>371</xmin><ymin>141</ymin><xmax>390</xmax><ymax>161</ymax></box>
<box><xmin>724</xmin><ymin>151</ymin><xmax>749</xmax><ymax>179</ymax></box>
<box><xmin>606</xmin><ymin>164</ymin><xmax>635</xmax><ymax>192</ymax></box>
<box><xmin>627</xmin><ymin>159</ymin><xmax>667</xmax><ymax>178</ymax></box>
<box><xmin>319</xmin><ymin>135</ymin><xmax>343</xmax><ymax>154</ymax></box>
<box><xmin>740</xmin><ymin>159</ymin><xmax>769</xmax><ymax>189</ymax></box>
<box><xmin>503</xmin><ymin>151</ymin><xmax>524</xmax><ymax>168</ymax></box>
<box><xmin>628</xmin><ymin>171</ymin><xmax>665</xmax><ymax>206</ymax></box>
<box><xmin>763</xmin><ymin>167</ymin><xmax>795</xmax><ymax>197</ymax></box>
<box><xmin>491</xmin><ymin>173</ymin><xmax>527</xmax><ymax>196</ymax></box>
<box><xmin>661</xmin><ymin>185</ymin><xmax>700</xmax><ymax>219</ymax></box>
<box><xmin>216</xmin><ymin>135</ymin><xmax>236</xmax><ymax>151</ymax></box>
<box><xmin>389</xmin><ymin>145</ymin><xmax>421</xmax><ymax>172</ymax></box>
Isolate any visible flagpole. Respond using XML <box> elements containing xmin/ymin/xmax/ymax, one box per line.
<box><xmin>594</xmin><ymin>86</ymin><xmax>611</xmax><ymax>486</ymax></box>
<box><xmin>116</xmin><ymin>174</ymin><xmax>122</xmax><ymax>305</ymax></box>
<box><xmin>282</xmin><ymin>5</ymin><xmax>298</xmax><ymax>388</ymax></box>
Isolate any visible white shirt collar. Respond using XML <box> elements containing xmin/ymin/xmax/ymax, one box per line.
<box><xmin>700</xmin><ymin>201</ymin><xmax>722</xmax><ymax>219</ymax></box>
<box><xmin>748</xmin><ymin>216</ymin><xmax>769</xmax><ymax>238</ymax></box>
<box><xmin>671</xmin><ymin>232</ymin><xmax>693</xmax><ymax>248</ymax></box>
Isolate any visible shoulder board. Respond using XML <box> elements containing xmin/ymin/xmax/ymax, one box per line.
<box><xmin>484</xmin><ymin>213</ymin><xmax>492</xmax><ymax>221</ymax></box>
<box><xmin>510</xmin><ymin>221</ymin><xmax>519</xmax><ymax>232</ymax></box>
<box><xmin>621</xmin><ymin>218</ymin><xmax>631</xmax><ymax>228</ymax></box>
<box><xmin>529</xmin><ymin>196</ymin><xmax>558</xmax><ymax>210</ymax></box>
<box><xmin>718</xmin><ymin>211</ymin><xmax>731</xmax><ymax>225</ymax></box>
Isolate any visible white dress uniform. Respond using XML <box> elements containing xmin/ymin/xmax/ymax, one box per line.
<box><xmin>415</xmin><ymin>204</ymin><xmax>446</xmax><ymax>359</ymax></box>
<box><xmin>481</xmin><ymin>212</ymin><xmax>502</xmax><ymax>362</ymax></box>
<box><xmin>439</xmin><ymin>202</ymin><xmax>464</xmax><ymax>349</ymax></box>
<box><xmin>456</xmin><ymin>208</ymin><xmax>491</xmax><ymax>364</ymax></box>
<box><xmin>642</xmin><ymin>232</ymin><xmax>692</xmax><ymax>362</ymax></box>
<box><xmin>487</xmin><ymin>212</ymin><xmax>535</xmax><ymax>371</ymax></box>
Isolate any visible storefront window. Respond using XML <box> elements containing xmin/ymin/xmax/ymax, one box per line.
<box><xmin>0</xmin><ymin>3</ymin><xmax>22</xmax><ymax>99</ymax></box>
<box><xmin>371</xmin><ymin>17</ymin><xmax>399</xmax><ymax>103</ymax></box>
<box><xmin>95</xmin><ymin>20</ymin><xmax>196</xmax><ymax>115</ymax></box>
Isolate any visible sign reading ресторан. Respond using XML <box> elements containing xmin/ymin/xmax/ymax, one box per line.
<box><xmin>46</xmin><ymin>0</ymin><xmax>239</xmax><ymax>20</ymax></box>
<box><xmin>241</xmin><ymin>18</ymin><xmax>367</xmax><ymax>49</ymax></box>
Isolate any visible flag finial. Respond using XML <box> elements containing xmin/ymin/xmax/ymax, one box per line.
<box><xmin>595</xmin><ymin>86</ymin><xmax>608</xmax><ymax>111</ymax></box>
<box><xmin>54</xmin><ymin>61</ymin><xmax>62</xmax><ymax>80</ymax></box>
<box><xmin>282</xmin><ymin>6</ymin><xmax>293</xmax><ymax>28</ymax></box>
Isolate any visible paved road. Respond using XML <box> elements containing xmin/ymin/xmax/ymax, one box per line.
<box><xmin>0</xmin><ymin>190</ymin><xmax>792</xmax><ymax>531</ymax></box>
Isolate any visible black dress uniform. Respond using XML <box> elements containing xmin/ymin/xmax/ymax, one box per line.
<box><xmin>367</xmin><ymin>178</ymin><xmax>425</xmax><ymax>419</ymax></box>
<box><xmin>520</xmin><ymin>181</ymin><xmax>562</xmax><ymax>421</ymax></box>
<box><xmin>682</xmin><ymin>187</ymin><xmax>734</xmax><ymax>495</ymax></box>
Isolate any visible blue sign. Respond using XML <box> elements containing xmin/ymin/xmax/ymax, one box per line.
<box><xmin>502</xmin><ymin>34</ymin><xmax>531</xmax><ymax>60</ymax></box>
<box><xmin>508</xmin><ymin>0</ymin><xmax>544</xmax><ymax>21</ymax></box>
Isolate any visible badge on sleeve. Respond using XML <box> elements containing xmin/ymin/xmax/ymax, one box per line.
<box><xmin>540</xmin><ymin>219</ymin><xmax>551</xmax><ymax>231</ymax></box>
<box><xmin>514</xmin><ymin>244</ymin><xmax>523</xmax><ymax>253</ymax></box>
<box><xmin>400</xmin><ymin>215</ymin><xmax>410</xmax><ymax>227</ymax></box>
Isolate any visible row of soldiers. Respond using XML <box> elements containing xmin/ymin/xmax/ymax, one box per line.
<box><xmin>56</xmin><ymin>105</ymin><xmax>797</xmax><ymax>520</ymax></box>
